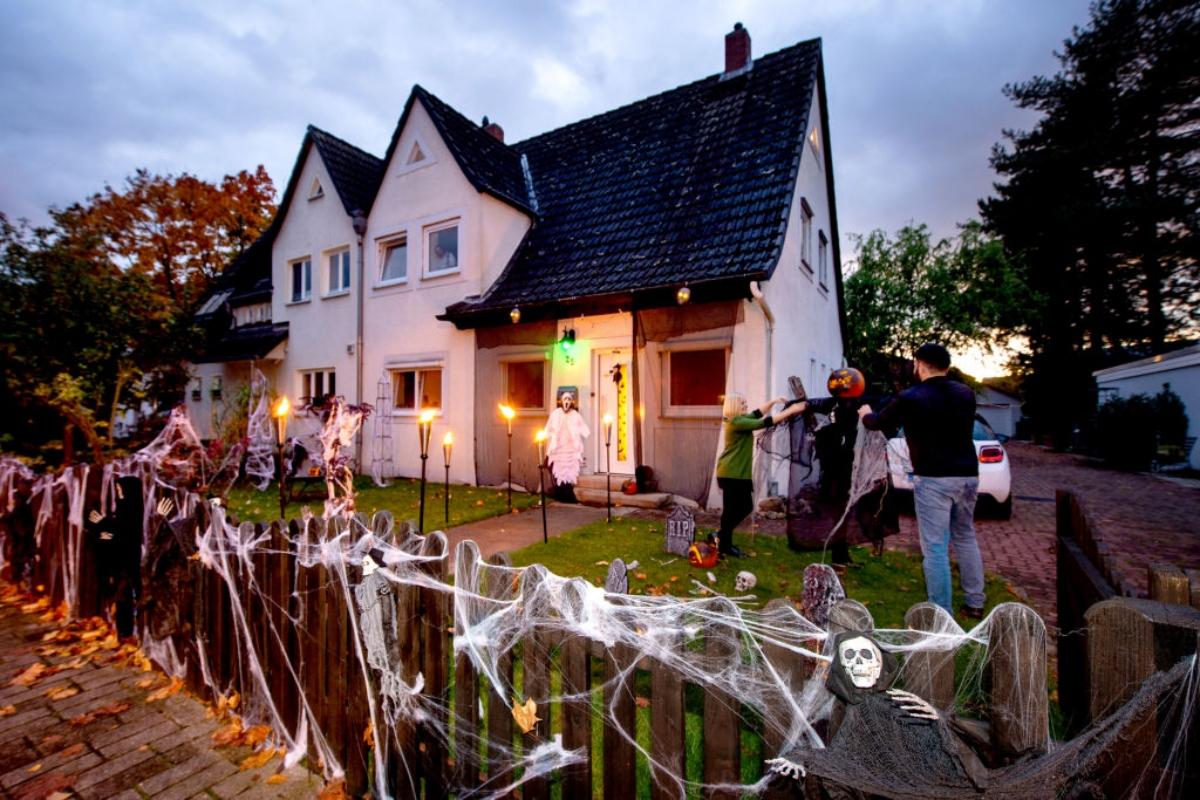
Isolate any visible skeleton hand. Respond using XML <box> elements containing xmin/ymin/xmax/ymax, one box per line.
<box><xmin>88</xmin><ymin>510</ymin><xmax>103</xmax><ymax>524</ymax></box>
<box><xmin>886</xmin><ymin>688</ymin><xmax>939</xmax><ymax>721</ymax></box>
<box><xmin>156</xmin><ymin>497</ymin><xmax>174</xmax><ymax>517</ymax></box>
<box><xmin>766</xmin><ymin>756</ymin><xmax>807</xmax><ymax>781</ymax></box>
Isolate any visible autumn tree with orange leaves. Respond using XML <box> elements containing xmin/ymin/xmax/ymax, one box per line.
<box><xmin>0</xmin><ymin>168</ymin><xmax>275</xmax><ymax>465</ymax></box>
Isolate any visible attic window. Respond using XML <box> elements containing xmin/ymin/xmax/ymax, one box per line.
<box><xmin>308</xmin><ymin>178</ymin><xmax>324</xmax><ymax>200</ymax></box>
<box><xmin>406</xmin><ymin>142</ymin><xmax>426</xmax><ymax>165</ymax></box>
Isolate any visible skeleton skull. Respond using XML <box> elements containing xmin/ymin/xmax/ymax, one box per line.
<box><xmin>839</xmin><ymin>635</ymin><xmax>883</xmax><ymax>688</ymax></box>
<box><xmin>735</xmin><ymin>570</ymin><xmax>757</xmax><ymax>592</ymax></box>
<box><xmin>362</xmin><ymin>553</ymin><xmax>379</xmax><ymax>576</ymax></box>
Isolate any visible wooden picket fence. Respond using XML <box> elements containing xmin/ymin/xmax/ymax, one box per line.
<box><xmin>3</xmin><ymin>471</ymin><xmax>1199</xmax><ymax>797</ymax></box>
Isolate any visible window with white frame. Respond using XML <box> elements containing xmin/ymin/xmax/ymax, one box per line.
<box><xmin>391</xmin><ymin>366</ymin><xmax>443</xmax><ymax>413</ymax></box>
<box><xmin>800</xmin><ymin>199</ymin><xmax>814</xmax><ymax>272</ymax></box>
<box><xmin>233</xmin><ymin>302</ymin><xmax>271</xmax><ymax>327</ymax></box>
<box><xmin>664</xmin><ymin>347</ymin><xmax>727</xmax><ymax>413</ymax></box>
<box><xmin>290</xmin><ymin>258</ymin><xmax>312</xmax><ymax>302</ymax></box>
<box><xmin>327</xmin><ymin>248</ymin><xmax>351</xmax><ymax>294</ymax></box>
<box><xmin>300</xmin><ymin>369</ymin><xmax>337</xmax><ymax>403</ymax></box>
<box><xmin>380</xmin><ymin>237</ymin><xmax>407</xmax><ymax>284</ymax></box>
<box><xmin>425</xmin><ymin>221</ymin><xmax>459</xmax><ymax>276</ymax></box>
<box><xmin>818</xmin><ymin>231</ymin><xmax>829</xmax><ymax>288</ymax></box>
<box><xmin>308</xmin><ymin>177</ymin><xmax>324</xmax><ymax>200</ymax></box>
<box><xmin>190</xmin><ymin>378</ymin><xmax>203</xmax><ymax>402</ymax></box>
<box><xmin>502</xmin><ymin>358</ymin><xmax>547</xmax><ymax>411</ymax></box>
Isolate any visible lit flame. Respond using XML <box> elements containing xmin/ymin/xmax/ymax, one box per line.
<box><xmin>534</xmin><ymin>429</ymin><xmax>548</xmax><ymax>443</ymax></box>
<box><xmin>443</xmin><ymin>432</ymin><xmax>454</xmax><ymax>446</ymax></box>
<box><xmin>499</xmin><ymin>404</ymin><xmax>515</xmax><ymax>421</ymax></box>
<box><xmin>602</xmin><ymin>413</ymin><xmax>613</xmax><ymax>427</ymax></box>
<box><xmin>418</xmin><ymin>409</ymin><xmax>436</xmax><ymax>425</ymax></box>
<box><xmin>272</xmin><ymin>396</ymin><xmax>290</xmax><ymax>418</ymax></box>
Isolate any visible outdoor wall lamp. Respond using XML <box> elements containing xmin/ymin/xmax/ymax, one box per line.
<box><xmin>510</xmin><ymin>307</ymin><xmax>521</xmax><ymax>324</ymax></box>
<box><xmin>676</xmin><ymin>285</ymin><xmax>692</xmax><ymax>304</ymax></box>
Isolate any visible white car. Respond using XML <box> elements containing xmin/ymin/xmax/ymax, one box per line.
<box><xmin>884</xmin><ymin>415</ymin><xmax>1013</xmax><ymax>519</ymax></box>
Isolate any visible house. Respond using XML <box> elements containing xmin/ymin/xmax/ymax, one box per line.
<box><xmin>976</xmin><ymin>382</ymin><xmax>1023</xmax><ymax>440</ymax></box>
<box><xmin>189</xmin><ymin>24</ymin><xmax>846</xmax><ymax>507</ymax></box>
<box><xmin>1093</xmin><ymin>344</ymin><xmax>1200</xmax><ymax>469</ymax></box>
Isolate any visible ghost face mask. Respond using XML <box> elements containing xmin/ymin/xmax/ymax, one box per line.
<box><xmin>560</xmin><ymin>393</ymin><xmax>574</xmax><ymax>412</ymax></box>
<box><xmin>840</xmin><ymin>636</ymin><xmax>883</xmax><ymax>689</ymax></box>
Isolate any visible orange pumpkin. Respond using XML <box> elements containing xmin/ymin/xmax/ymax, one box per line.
<box><xmin>827</xmin><ymin>367</ymin><xmax>866</xmax><ymax>399</ymax></box>
<box><xmin>688</xmin><ymin>541</ymin><xmax>720</xmax><ymax>569</ymax></box>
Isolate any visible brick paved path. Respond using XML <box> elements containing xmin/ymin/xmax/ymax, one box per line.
<box><xmin>0</xmin><ymin>595</ymin><xmax>319</xmax><ymax>800</ymax></box>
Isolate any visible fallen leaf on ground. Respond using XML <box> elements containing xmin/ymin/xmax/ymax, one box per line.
<box><xmin>635</xmin><ymin>696</ymin><xmax>651</xmax><ymax>708</ymax></box>
<box><xmin>44</xmin><ymin>686</ymin><xmax>78</xmax><ymax>700</ymax></box>
<box><xmin>27</xmin><ymin>764</ymin><xmax>42</xmax><ymax>773</ymax></box>
<box><xmin>69</xmin><ymin>702</ymin><xmax>130</xmax><ymax>726</ymax></box>
<box><xmin>10</xmin><ymin>663</ymin><xmax>47</xmax><ymax>686</ymax></box>
<box><xmin>46</xmin><ymin>793</ymin><xmax>72</xmax><ymax>800</ymax></box>
<box><xmin>266</xmin><ymin>774</ymin><xmax>287</xmax><ymax>785</ymax></box>
<box><xmin>38</xmin><ymin>734</ymin><xmax>64</xmax><ymax>749</ymax></box>
<box><xmin>242</xmin><ymin>725</ymin><xmax>271</xmax><ymax>747</ymax></box>
<box><xmin>240</xmin><ymin>747</ymin><xmax>277</xmax><ymax>770</ymax></box>
<box><xmin>58</xmin><ymin>743</ymin><xmax>85</xmax><ymax>758</ymax></box>
<box><xmin>0</xmin><ymin>704</ymin><xmax>16</xmax><ymax>716</ymax></box>
<box><xmin>318</xmin><ymin>779</ymin><xmax>350</xmax><ymax>799</ymax></box>
<box><xmin>135</xmin><ymin>677</ymin><xmax>156</xmax><ymax>689</ymax></box>
<box><xmin>145</xmin><ymin>676</ymin><xmax>183</xmax><ymax>702</ymax></box>
<box><xmin>212</xmin><ymin>721</ymin><xmax>244</xmax><ymax>746</ymax></box>
<box><xmin>362</xmin><ymin>722</ymin><xmax>374</xmax><ymax>745</ymax></box>
<box><xmin>14</xmin><ymin>771</ymin><xmax>75</xmax><ymax>800</ymax></box>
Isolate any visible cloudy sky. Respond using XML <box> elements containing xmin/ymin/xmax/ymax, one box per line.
<box><xmin>1</xmin><ymin>0</ymin><xmax>1091</xmax><ymax>258</ymax></box>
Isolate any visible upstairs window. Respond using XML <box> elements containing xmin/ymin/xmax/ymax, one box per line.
<box><xmin>818</xmin><ymin>232</ymin><xmax>829</xmax><ymax>289</ymax></box>
<box><xmin>381</xmin><ymin>238</ymin><xmax>407</xmax><ymax>284</ymax></box>
<box><xmin>327</xmin><ymin>248</ymin><xmax>351</xmax><ymax>294</ymax></box>
<box><xmin>290</xmin><ymin>258</ymin><xmax>312</xmax><ymax>302</ymax></box>
<box><xmin>800</xmin><ymin>199</ymin><xmax>814</xmax><ymax>272</ymax></box>
<box><xmin>426</xmin><ymin>221</ymin><xmax>459</xmax><ymax>276</ymax></box>
<box><xmin>391</xmin><ymin>366</ymin><xmax>443</xmax><ymax>413</ymax></box>
<box><xmin>300</xmin><ymin>369</ymin><xmax>336</xmax><ymax>404</ymax></box>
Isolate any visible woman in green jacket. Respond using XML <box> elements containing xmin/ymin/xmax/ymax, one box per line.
<box><xmin>714</xmin><ymin>393</ymin><xmax>806</xmax><ymax>557</ymax></box>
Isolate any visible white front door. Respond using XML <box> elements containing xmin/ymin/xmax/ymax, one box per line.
<box><xmin>595</xmin><ymin>349</ymin><xmax>635</xmax><ymax>475</ymax></box>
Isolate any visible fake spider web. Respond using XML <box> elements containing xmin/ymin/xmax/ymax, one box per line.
<box><xmin>1</xmin><ymin>406</ymin><xmax>1197</xmax><ymax>799</ymax></box>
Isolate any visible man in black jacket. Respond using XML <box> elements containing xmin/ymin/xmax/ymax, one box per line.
<box><xmin>857</xmin><ymin>344</ymin><xmax>985</xmax><ymax>618</ymax></box>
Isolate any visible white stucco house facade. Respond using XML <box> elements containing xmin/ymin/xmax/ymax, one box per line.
<box><xmin>188</xmin><ymin>25</ymin><xmax>847</xmax><ymax>507</ymax></box>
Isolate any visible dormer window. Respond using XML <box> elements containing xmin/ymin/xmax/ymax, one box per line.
<box><xmin>308</xmin><ymin>178</ymin><xmax>324</xmax><ymax>200</ymax></box>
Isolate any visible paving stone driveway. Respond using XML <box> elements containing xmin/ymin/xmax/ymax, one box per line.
<box><xmin>0</xmin><ymin>598</ymin><xmax>319</xmax><ymax>800</ymax></box>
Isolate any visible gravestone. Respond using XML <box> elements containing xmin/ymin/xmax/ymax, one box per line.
<box><xmin>802</xmin><ymin>563</ymin><xmax>846</xmax><ymax>629</ymax></box>
<box><xmin>664</xmin><ymin>506</ymin><xmax>695</xmax><ymax>557</ymax></box>
<box><xmin>605</xmin><ymin>558</ymin><xmax>628</xmax><ymax>595</ymax></box>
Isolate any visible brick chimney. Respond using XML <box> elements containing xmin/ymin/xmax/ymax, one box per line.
<box><xmin>481</xmin><ymin>115</ymin><xmax>504</xmax><ymax>142</ymax></box>
<box><xmin>724</xmin><ymin>22</ymin><xmax>751</xmax><ymax>75</ymax></box>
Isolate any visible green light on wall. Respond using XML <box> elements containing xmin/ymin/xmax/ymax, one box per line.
<box><xmin>559</xmin><ymin>328</ymin><xmax>576</xmax><ymax>353</ymax></box>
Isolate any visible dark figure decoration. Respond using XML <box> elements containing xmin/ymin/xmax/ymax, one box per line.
<box><xmin>139</xmin><ymin>495</ymin><xmax>197</xmax><ymax>670</ymax></box>
<box><xmin>85</xmin><ymin>475</ymin><xmax>145</xmax><ymax>637</ymax></box>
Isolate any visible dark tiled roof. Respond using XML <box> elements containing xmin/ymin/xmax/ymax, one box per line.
<box><xmin>382</xmin><ymin>86</ymin><xmax>534</xmax><ymax>215</ymax></box>
<box><xmin>308</xmin><ymin>126</ymin><xmax>385</xmax><ymax>216</ymax></box>
<box><xmin>194</xmin><ymin>322</ymin><xmax>290</xmax><ymax>364</ymax></box>
<box><xmin>443</xmin><ymin>38</ymin><xmax>824</xmax><ymax>324</ymax></box>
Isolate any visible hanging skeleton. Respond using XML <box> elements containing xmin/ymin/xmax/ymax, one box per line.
<box><xmin>354</xmin><ymin>549</ymin><xmax>425</xmax><ymax>723</ymax></box>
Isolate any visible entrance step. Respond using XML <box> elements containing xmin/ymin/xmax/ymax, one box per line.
<box><xmin>573</xmin><ymin>487</ymin><xmax>672</xmax><ymax>509</ymax></box>
<box><xmin>575</xmin><ymin>473</ymin><xmax>634</xmax><ymax>490</ymax></box>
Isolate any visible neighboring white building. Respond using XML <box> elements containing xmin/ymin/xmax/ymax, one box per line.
<box><xmin>976</xmin><ymin>383</ymin><xmax>1022</xmax><ymax>440</ymax></box>
<box><xmin>189</xmin><ymin>25</ymin><xmax>847</xmax><ymax>506</ymax></box>
<box><xmin>1093</xmin><ymin>344</ymin><xmax>1200</xmax><ymax>469</ymax></box>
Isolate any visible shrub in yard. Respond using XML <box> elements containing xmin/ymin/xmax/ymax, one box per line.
<box><xmin>1095</xmin><ymin>394</ymin><xmax>1158</xmax><ymax>470</ymax></box>
<box><xmin>1153</xmin><ymin>383</ymin><xmax>1188</xmax><ymax>448</ymax></box>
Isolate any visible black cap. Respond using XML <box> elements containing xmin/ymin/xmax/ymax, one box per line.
<box><xmin>914</xmin><ymin>343</ymin><xmax>951</xmax><ymax>370</ymax></box>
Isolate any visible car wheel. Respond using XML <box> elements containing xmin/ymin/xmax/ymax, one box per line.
<box><xmin>994</xmin><ymin>495</ymin><xmax>1012</xmax><ymax>520</ymax></box>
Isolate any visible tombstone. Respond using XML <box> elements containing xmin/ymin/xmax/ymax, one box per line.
<box><xmin>605</xmin><ymin>558</ymin><xmax>628</xmax><ymax>595</ymax></box>
<box><xmin>664</xmin><ymin>506</ymin><xmax>695</xmax><ymax>557</ymax></box>
<box><xmin>801</xmin><ymin>563</ymin><xmax>846</xmax><ymax>629</ymax></box>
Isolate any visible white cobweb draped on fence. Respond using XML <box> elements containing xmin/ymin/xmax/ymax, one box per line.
<box><xmin>2</xmin><ymin>403</ymin><xmax>1198</xmax><ymax>799</ymax></box>
<box><xmin>243</xmin><ymin>368</ymin><xmax>277</xmax><ymax>490</ymax></box>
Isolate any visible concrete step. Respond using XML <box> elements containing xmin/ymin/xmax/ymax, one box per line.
<box><xmin>573</xmin><ymin>487</ymin><xmax>671</xmax><ymax>509</ymax></box>
<box><xmin>574</xmin><ymin>473</ymin><xmax>634</xmax><ymax>490</ymax></box>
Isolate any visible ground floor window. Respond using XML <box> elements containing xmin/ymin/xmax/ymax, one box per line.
<box><xmin>665</xmin><ymin>347</ymin><xmax>726</xmax><ymax>413</ymax></box>
<box><xmin>300</xmin><ymin>369</ymin><xmax>336</xmax><ymax>404</ymax></box>
<box><xmin>391</xmin><ymin>366</ymin><xmax>442</xmax><ymax>413</ymax></box>
<box><xmin>503</xmin><ymin>358</ymin><xmax>547</xmax><ymax>411</ymax></box>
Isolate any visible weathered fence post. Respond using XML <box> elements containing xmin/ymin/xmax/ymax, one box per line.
<box><xmin>419</xmin><ymin>530</ymin><xmax>450</xmax><ymax>796</ymax></box>
<box><xmin>650</xmin><ymin>630</ymin><xmax>685</xmax><ymax>800</ymax></box>
<box><xmin>987</xmin><ymin>603</ymin><xmax>1049</xmax><ymax>759</ymax></box>
<box><xmin>1148</xmin><ymin>563</ymin><xmax>1190</xmax><ymax>606</ymax></box>
<box><xmin>703</xmin><ymin>597</ymin><xmax>741</xmax><ymax>800</ymax></box>
<box><xmin>902</xmin><ymin>602</ymin><xmax>956</xmax><ymax>711</ymax></box>
<box><xmin>452</xmin><ymin>540</ymin><xmax>482</xmax><ymax>793</ymax></box>
<box><xmin>559</xmin><ymin>579</ymin><xmax>593</xmax><ymax>798</ymax></box>
<box><xmin>485</xmin><ymin>552</ymin><xmax>515</xmax><ymax>796</ymax></box>
<box><xmin>759</xmin><ymin>598</ymin><xmax>816</xmax><ymax>800</ymax></box>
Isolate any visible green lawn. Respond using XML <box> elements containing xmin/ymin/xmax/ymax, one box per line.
<box><xmin>225</xmin><ymin>476</ymin><xmax>537</xmax><ymax>527</ymax></box>
<box><xmin>509</xmin><ymin>516</ymin><xmax>1015</xmax><ymax>629</ymax></box>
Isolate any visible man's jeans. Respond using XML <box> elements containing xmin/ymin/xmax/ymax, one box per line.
<box><xmin>913</xmin><ymin>475</ymin><xmax>985</xmax><ymax>613</ymax></box>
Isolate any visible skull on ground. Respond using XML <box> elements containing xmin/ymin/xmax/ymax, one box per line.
<box><xmin>735</xmin><ymin>570</ymin><xmax>757</xmax><ymax>592</ymax></box>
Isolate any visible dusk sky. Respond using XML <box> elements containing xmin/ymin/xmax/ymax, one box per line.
<box><xmin>1</xmin><ymin>0</ymin><xmax>1092</xmax><ymax>265</ymax></box>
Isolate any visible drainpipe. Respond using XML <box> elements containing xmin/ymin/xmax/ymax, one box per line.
<box><xmin>749</xmin><ymin>281</ymin><xmax>774</xmax><ymax>399</ymax></box>
<box><xmin>352</xmin><ymin>209</ymin><xmax>368</xmax><ymax>468</ymax></box>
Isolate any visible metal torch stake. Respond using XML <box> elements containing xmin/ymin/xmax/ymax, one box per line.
<box><xmin>418</xmin><ymin>422</ymin><xmax>431</xmax><ymax>533</ymax></box>
<box><xmin>276</xmin><ymin>440</ymin><xmax>287</xmax><ymax>521</ymax></box>
<box><xmin>443</xmin><ymin>463</ymin><xmax>450</xmax><ymax>526</ymax></box>
<box><xmin>506</xmin><ymin>424</ymin><xmax>513</xmax><ymax>512</ymax></box>
<box><xmin>539</xmin><ymin>452</ymin><xmax>548</xmax><ymax>544</ymax></box>
<box><xmin>605</xmin><ymin>438</ymin><xmax>612</xmax><ymax>523</ymax></box>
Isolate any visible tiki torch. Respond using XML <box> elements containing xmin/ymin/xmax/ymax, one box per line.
<box><xmin>535</xmin><ymin>428</ymin><xmax>548</xmax><ymax>544</ymax></box>
<box><xmin>272</xmin><ymin>396</ymin><xmax>290</xmax><ymax>521</ymax></box>
<box><xmin>602</xmin><ymin>412</ymin><xmax>613</xmax><ymax>523</ymax></box>
<box><xmin>499</xmin><ymin>403</ymin><xmax>515</xmax><ymax>511</ymax></box>
<box><xmin>417</xmin><ymin>409</ymin><xmax>435</xmax><ymax>532</ymax></box>
<box><xmin>442</xmin><ymin>431</ymin><xmax>453</xmax><ymax>526</ymax></box>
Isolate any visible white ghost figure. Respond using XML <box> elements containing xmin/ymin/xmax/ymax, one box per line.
<box><xmin>735</xmin><ymin>570</ymin><xmax>757</xmax><ymax>592</ymax></box>
<box><xmin>840</xmin><ymin>635</ymin><xmax>883</xmax><ymax>689</ymax></box>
